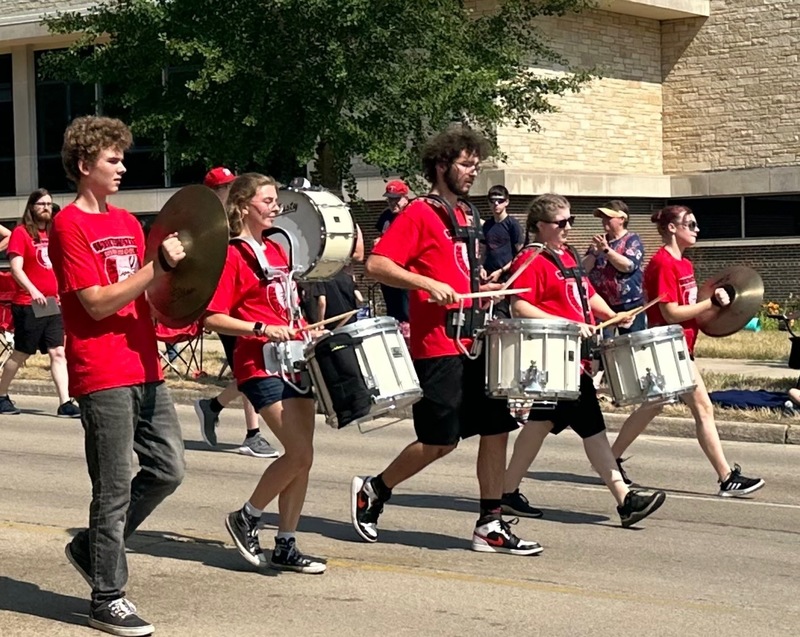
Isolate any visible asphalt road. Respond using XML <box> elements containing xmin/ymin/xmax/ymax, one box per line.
<box><xmin>1</xmin><ymin>395</ymin><xmax>799</xmax><ymax>637</ymax></box>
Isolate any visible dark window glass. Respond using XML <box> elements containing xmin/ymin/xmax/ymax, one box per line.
<box><xmin>0</xmin><ymin>54</ymin><xmax>15</xmax><ymax>196</ymax></box>
<box><xmin>744</xmin><ymin>195</ymin><xmax>800</xmax><ymax>238</ymax></box>
<box><xmin>667</xmin><ymin>197</ymin><xmax>741</xmax><ymax>239</ymax></box>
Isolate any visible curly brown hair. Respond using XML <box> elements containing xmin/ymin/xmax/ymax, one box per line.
<box><xmin>525</xmin><ymin>193</ymin><xmax>570</xmax><ymax>237</ymax></box>
<box><xmin>61</xmin><ymin>116</ymin><xmax>133</xmax><ymax>185</ymax></box>
<box><xmin>226</xmin><ymin>173</ymin><xmax>278</xmax><ymax>237</ymax></box>
<box><xmin>420</xmin><ymin>126</ymin><xmax>492</xmax><ymax>184</ymax></box>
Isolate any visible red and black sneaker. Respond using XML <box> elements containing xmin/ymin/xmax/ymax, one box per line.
<box><xmin>350</xmin><ymin>476</ymin><xmax>385</xmax><ymax>543</ymax></box>
<box><xmin>471</xmin><ymin>516</ymin><xmax>543</xmax><ymax>556</ymax></box>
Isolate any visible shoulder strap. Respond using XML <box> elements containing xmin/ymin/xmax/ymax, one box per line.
<box><xmin>541</xmin><ymin>244</ymin><xmax>592</xmax><ymax>325</ymax></box>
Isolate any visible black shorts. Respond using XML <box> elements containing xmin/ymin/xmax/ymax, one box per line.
<box><xmin>239</xmin><ymin>376</ymin><xmax>312</xmax><ymax>412</ymax></box>
<box><xmin>412</xmin><ymin>353</ymin><xmax>518</xmax><ymax>446</ymax></box>
<box><xmin>527</xmin><ymin>373</ymin><xmax>606</xmax><ymax>439</ymax></box>
<box><xmin>219</xmin><ymin>333</ymin><xmax>237</xmax><ymax>368</ymax></box>
<box><xmin>11</xmin><ymin>304</ymin><xmax>64</xmax><ymax>355</ymax></box>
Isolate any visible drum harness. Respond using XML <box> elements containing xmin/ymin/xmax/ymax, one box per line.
<box><xmin>231</xmin><ymin>233</ymin><xmax>311</xmax><ymax>394</ymax></box>
<box><xmin>419</xmin><ymin>194</ymin><xmax>487</xmax><ymax>360</ymax></box>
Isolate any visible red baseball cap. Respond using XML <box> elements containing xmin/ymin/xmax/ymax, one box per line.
<box><xmin>383</xmin><ymin>180</ymin><xmax>409</xmax><ymax>198</ymax></box>
<box><xmin>204</xmin><ymin>167</ymin><xmax>236</xmax><ymax>188</ymax></box>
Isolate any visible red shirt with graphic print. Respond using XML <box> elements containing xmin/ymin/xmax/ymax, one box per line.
<box><xmin>7</xmin><ymin>226</ymin><xmax>59</xmax><ymax>305</ymax></box>
<box><xmin>205</xmin><ymin>239</ymin><xmax>307</xmax><ymax>383</ymax></box>
<box><xmin>49</xmin><ymin>203</ymin><xmax>162</xmax><ymax>397</ymax></box>
<box><xmin>371</xmin><ymin>198</ymin><xmax>476</xmax><ymax>359</ymax></box>
<box><xmin>509</xmin><ymin>246</ymin><xmax>596</xmax><ymax>324</ymax></box>
<box><xmin>644</xmin><ymin>245</ymin><xmax>699</xmax><ymax>353</ymax></box>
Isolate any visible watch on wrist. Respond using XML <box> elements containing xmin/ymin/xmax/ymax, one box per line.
<box><xmin>253</xmin><ymin>321</ymin><xmax>265</xmax><ymax>337</ymax></box>
<box><xmin>603</xmin><ymin>248</ymin><xmax>610</xmax><ymax>254</ymax></box>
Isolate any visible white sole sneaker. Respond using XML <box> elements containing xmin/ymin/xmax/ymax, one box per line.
<box><xmin>718</xmin><ymin>478</ymin><xmax>766</xmax><ymax>498</ymax></box>
<box><xmin>237</xmin><ymin>445</ymin><xmax>280</xmax><ymax>459</ymax></box>
<box><xmin>350</xmin><ymin>476</ymin><xmax>379</xmax><ymax>543</ymax></box>
<box><xmin>224</xmin><ymin>513</ymin><xmax>265</xmax><ymax>567</ymax></box>
<box><xmin>471</xmin><ymin>536</ymin><xmax>544</xmax><ymax>556</ymax></box>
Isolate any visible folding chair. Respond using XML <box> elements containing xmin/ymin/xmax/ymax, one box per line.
<box><xmin>0</xmin><ymin>272</ymin><xmax>17</xmax><ymax>368</ymax></box>
<box><xmin>155</xmin><ymin>320</ymin><xmax>205</xmax><ymax>379</ymax></box>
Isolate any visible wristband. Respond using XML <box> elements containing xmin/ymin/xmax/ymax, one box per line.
<box><xmin>253</xmin><ymin>321</ymin><xmax>265</xmax><ymax>337</ymax></box>
<box><xmin>158</xmin><ymin>248</ymin><xmax>175</xmax><ymax>272</ymax></box>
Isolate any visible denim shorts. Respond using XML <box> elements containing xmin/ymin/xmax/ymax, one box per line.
<box><xmin>238</xmin><ymin>376</ymin><xmax>312</xmax><ymax>412</ymax></box>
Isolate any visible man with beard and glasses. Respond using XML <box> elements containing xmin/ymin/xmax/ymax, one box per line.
<box><xmin>0</xmin><ymin>188</ymin><xmax>80</xmax><ymax>417</ymax></box>
<box><xmin>350</xmin><ymin>127</ymin><xmax>541</xmax><ymax>556</ymax></box>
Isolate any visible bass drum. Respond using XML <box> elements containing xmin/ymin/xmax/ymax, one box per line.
<box><xmin>272</xmin><ymin>188</ymin><xmax>355</xmax><ymax>281</ymax></box>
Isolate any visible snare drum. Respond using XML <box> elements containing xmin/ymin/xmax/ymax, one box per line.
<box><xmin>599</xmin><ymin>325</ymin><xmax>696</xmax><ymax>406</ymax></box>
<box><xmin>485</xmin><ymin>319</ymin><xmax>582</xmax><ymax>402</ymax></box>
<box><xmin>304</xmin><ymin>317</ymin><xmax>422</xmax><ymax>428</ymax></box>
<box><xmin>273</xmin><ymin>189</ymin><xmax>355</xmax><ymax>280</ymax></box>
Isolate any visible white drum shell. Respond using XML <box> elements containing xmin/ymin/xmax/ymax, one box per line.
<box><xmin>600</xmin><ymin>325</ymin><xmax>696</xmax><ymax>406</ymax></box>
<box><xmin>273</xmin><ymin>189</ymin><xmax>355</xmax><ymax>280</ymax></box>
<box><xmin>305</xmin><ymin>317</ymin><xmax>422</xmax><ymax>428</ymax></box>
<box><xmin>485</xmin><ymin>319</ymin><xmax>582</xmax><ymax>401</ymax></box>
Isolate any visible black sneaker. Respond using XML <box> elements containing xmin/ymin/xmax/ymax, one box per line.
<box><xmin>64</xmin><ymin>537</ymin><xmax>92</xmax><ymax>587</ymax></box>
<box><xmin>618</xmin><ymin>490</ymin><xmax>666</xmax><ymax>528</ymax></box>
<box><xmin>0</xmin><ymin>395</ymin><xmax>20</xmax><ymax>415</ymax></box>
<box><xmin>57</xmin><ymin>400</ymin><xmax>81</xmax><ymax>418</ymax></box>
<box><xmin>224</xmin><ymin>509</ymin><xmax>265</xmax><ymax>567</ymax></box>
<box><xmin>350</xmin><ymin>476</ymin><xmax>384</xmax><ymax>543</ymax></box>
<box><xmin>88</xmin><ymin>597</ymin><xmax>153</xmax><ymax>637</ymax></box>
<box><xmin>471</xmin><ymin>516</ymin><xmax>543</xmax><ymax>555</ymax></box>
<box><xmin>194</xmin><ymin>398</ymin><xmax>219</xmax><ymax>447</ymax></box>
<box><xmin>718</xmin><ymin>464</ymin><xmax>765</xmax><ymax>498</ymax></box>
<box><xmin>269</xmin><ymin>537</ymin><xmax>327</xmax><ymax>574</ymax></box>
<box><xmin>501</xmin><ymin>489</ymin><xmax>544</xmax><ymax>518</ymax></box>
<box><xmin>616</xmin><ymin>457</ymin><xmax>634</xmax><ymax>486</ymax></box>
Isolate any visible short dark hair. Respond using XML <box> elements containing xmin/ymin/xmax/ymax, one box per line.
<box><xmin>420</xmin><ymin>126</ymin><xmax>492</xmax><ymax>184</ymax></box>
<box><xmin>488</xmin><ymin>185</ymin><xmax>509</xmax><ymax>199</ymax></box>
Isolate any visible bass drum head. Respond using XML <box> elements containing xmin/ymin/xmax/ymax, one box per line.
<box><xmin>273</xmin><ymin>189</ymin><xmax>324</xmax><ymax>278</ymax></box>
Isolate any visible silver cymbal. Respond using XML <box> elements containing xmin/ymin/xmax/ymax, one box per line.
<box><xmin>697</xmin><ymin>266</ymin><xmax>764</xmax><ymax>337</ymax></box>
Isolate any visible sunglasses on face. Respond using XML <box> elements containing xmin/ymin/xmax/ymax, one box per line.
<box><xmin>544</xmin><ymin>216</ymin><xmax>576</xmax><ymax>229</ymax></box>
<box><xmin>488</xmin><ymin>198</ymin><xmax>507</xmax><ymax>205</ymax></box>
<box><xmin>681</xmin><ymin>220</ymin><xmax>699</xmax><ymax>231</ymax></box>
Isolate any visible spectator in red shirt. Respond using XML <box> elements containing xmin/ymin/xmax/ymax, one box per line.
<box><xmin>611</xmin><ymin>205</ymin><xmax>764</xmax><ymax>497</ymax></box>
<box><xmin>194</xmin><ymin>166</ymin><xmax>279</xmax><ymax>459</ymax></box>
<box><xmin>503</xmin><ymin>194</ymin><xmax>666</xmax><ymax>528</ymax></box>
<box><xmin>51</xmin><ymin>116</ymin><xmax>186</xmax><ymax>637</ymax></box>
<box><xmin>204</xmin><ymin>173</ymin><xmax>327</xmax><ymax>575</ymax></box>
<box><xmin>350</xmin><ymin>127</ymin><xmax>540</xmax><ymax>556</ymax></box>
<box><xmin>0</xmin><ymin>189</ymin><xmax>79</xmax><ymax>417</ymax></box>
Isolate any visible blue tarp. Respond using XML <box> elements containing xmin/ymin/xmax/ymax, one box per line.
<box><xmin>709</xmin><ymin>390</ymin><xmax>793</xmax><ymax>413</ymax></box>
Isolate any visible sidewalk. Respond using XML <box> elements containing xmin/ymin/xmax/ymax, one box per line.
<box><xmin>695</xmin><ymin>357</ymin><xmax>798</xmax><ymax>379</ymax></box>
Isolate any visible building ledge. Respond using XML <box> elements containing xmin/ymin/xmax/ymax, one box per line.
<box><xmin>670</xmin><ymin>167</ymin><xmax>800</xmax><ymax>198</ymax></box>
<box><xmin>599</xmin><ymin>0</ymin><xmax>710</xmax><ymax>20</ymax></box>
<box><xmin>697</xmin><ymin>237</ymin><xmax>800</xmax><ymax>248</ymax></box>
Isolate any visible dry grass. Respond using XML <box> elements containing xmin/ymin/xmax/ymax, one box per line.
<box><xmin>694</xmin><ymin>330</ymin><xmax>790</xmax><ymax>361</ymax></box>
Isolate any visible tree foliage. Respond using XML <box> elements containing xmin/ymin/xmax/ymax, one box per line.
<box><xmin>43</xmin><ymin>0</ymin><xmax>596</xmax><ymax>190</ymax></box>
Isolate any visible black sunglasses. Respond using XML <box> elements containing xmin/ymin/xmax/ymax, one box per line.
<box><xmin>544</xmin><ymin>216</ymin><xmax>576</xmax><ymax>229</ymax></box>
<box><xmin>488</xmin><ymin>197</ymin><xmax>507</xmax><ymax>204</ymax></box>
<box><xmin>681</xmin><ymin>220</ymin><xmax>699</xmax><ymax>231</ymax></box>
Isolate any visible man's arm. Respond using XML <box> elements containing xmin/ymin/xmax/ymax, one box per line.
<box><xmin>317</xmin><ymin>293</ymin><xmax>327</xmax><ymax>322</ymax></box>
<box><xmin>9</xmin><ymin>255</ymin><xmax>44</xmax><ymax>303</ymax></box>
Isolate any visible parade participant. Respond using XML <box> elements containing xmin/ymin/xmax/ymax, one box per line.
<box><xmin>204</xmin><ymin>172</ymin><xmax>327</xmax><ymax>574</ymax></box>
<box><xmin>610</xmin><ymin>205</ymin><xmax>765</xmax><ymax>496</ymax></box>
<box><xmin>351</xmin><ymin>127</ymin><xmax>541</xmax><ymax>555</ymax></box>
<box><xmin>51</xmin><ymin>115</ymin><xmax>186</xmax><ymax>637</ymax></box>
<box><xmin>502</xmin><ymin>194</ymin><xmax>666</xmax><ymax>528</ymax></box>
<box><xmin>374</xmin><ymin>180</ymin><xmax>411</xmax><ymax>328</ymax></box>
<box><xmin>194</xmin><ymin>166</ymin><xmax>279</xmax><ymax>459</ymax></box>
<box><xmin>0</xmin><ymin>188</ymin><xmax>79</xmax><ymax>417</ymax></box>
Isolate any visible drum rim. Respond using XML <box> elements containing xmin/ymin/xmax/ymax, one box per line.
<box><xmin>600</xmin><ymin>324</ymin><xmax>685</xmax><ymax>349</ymax></box>
<box><xmin>486</xmin><ymin>318</ymin><xmax>581</xmax><ymax>335</ymax></box>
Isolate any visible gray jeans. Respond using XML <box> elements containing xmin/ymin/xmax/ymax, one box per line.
<box><xmin>74</xmin><ymin>382</ymin><xmax>185</xmax><ymax>603</ymax></box>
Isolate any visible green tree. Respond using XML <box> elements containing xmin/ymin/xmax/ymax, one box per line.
<box><xmin>43</xmin><ymin>0</ymin><xmax>595</xmax><ymax>192</ymax></box>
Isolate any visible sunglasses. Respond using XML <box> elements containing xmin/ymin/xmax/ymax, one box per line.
<box><xmin>488</xmin><ymin>198</ymin><xmax>507</xmax><ymax>204</ymax></box>
<box><xmin>544</xmin><ymin>216</ymin><xmax>576</xmax><ymax>229</ymax></box>
<box><xmin>681</xmin><ymin>220</ymin><xmax>699</xmax><ymax>231</ymax></box>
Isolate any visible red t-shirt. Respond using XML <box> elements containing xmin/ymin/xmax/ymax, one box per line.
<box><xmin>205</xmin><ymin>240</ymin><xmax>306</xmax><ymax>383</ymax></box>
<box><xmin>7</xmin><ymin>226</ymin><xmax>59</xmax><ymax>305</ymax></box>
<box><xmin>644</xmin><ymin>245</ymin><xmax>699</xmax><ymax>353</ymax></box>
<box><xmin>510</xmin><ymin>246</ymin><xmax>596</xmax><ymax>324</ymax></box>
<box><xmin>371</xmin><ymin>198</ymin><xmax>475</xmax><ymax>359</ymax></box>
<box><xmin>49</xmin><ymin>203</ymin><xmax>163</xmax><ymax>397</ymax></box>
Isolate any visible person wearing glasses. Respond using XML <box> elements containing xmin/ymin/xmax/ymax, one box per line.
<box><xmin>610</xmin><ymin>205</ymin><xmax>765</xmax><ymax>497</ymax></box>
<box><xmin>581</xmin><ymin>200</ymin><xmax>646</xmax><ymax>337</ymax></box>
<box><xmin>502</xmin><ymin>193</ymin><xmax>667</xmax><ymax>528</ymax></box>
<box><xmin>481</xmin><ymin>185</ymin><xmax>523</xmax><ymax>319</ymax></box>
<box><xmin>351</xmin><ymin>127</ymin><xmax>541</xmax><ymax>556</ymax></box>
<box><xmin>0</xmin><ymin>189</ymin><xmax>80</xmax><ymax>417</ymax></box>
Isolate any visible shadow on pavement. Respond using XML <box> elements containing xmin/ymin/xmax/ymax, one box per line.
<box><xmin>183</xmin><ymin>440</ymin><xmax>242</xmax><ymax>453</ymax></box>
<box><xmin>527</xmin><ymin>470</ymin><xmax>605</xmax><ymax>487</ymax></box>
<box><xmin>0</xmin><ymin>576</ymin><xmax>86</xmax><ymax>627</ymax></box>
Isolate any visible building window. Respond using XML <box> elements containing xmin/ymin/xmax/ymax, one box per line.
<box><xmin>744</xmin><ymin>195</ymin><xmax>800</xmax><ymax>238</ymax></box>
<box><xmin>667</xmin><ymin>197</ymin><xmax>742</xmax><ymax>240</ymax></box>
<box><xmin>0</xmin><ymin>54</ymin><xmax>15</xmax><ymax>196</ymax></box>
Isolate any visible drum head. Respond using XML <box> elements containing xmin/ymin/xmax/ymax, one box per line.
<box><xmin>273</xmin><ymin>189</ymin><xmax>323</xmax><ymax>277</ymax></box>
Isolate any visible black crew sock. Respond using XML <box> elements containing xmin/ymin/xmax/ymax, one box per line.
<box><xmin>209</xmin><ymin>397</ymin><xmax>224</xmax><ymax>413</ymax></box>
<box><xmin>373</xmin><ymin>474</ymin><xmax>393</xmax><ymax>502</ymax></box>
<box><xmin>479</xmin><ymin>499</ymin><xmax>503</xmax><ymax>520</ymax></box>
<box><xmin>245</xmin><ymin>428</ymin><xmax>260</xmax><ymax>439</ymax></box>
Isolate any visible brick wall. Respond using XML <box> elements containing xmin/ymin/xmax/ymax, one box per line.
<box><xmin>662</xmin><ymin>0</ymin><xmax>800</xmax><ymax>173</ymax></box>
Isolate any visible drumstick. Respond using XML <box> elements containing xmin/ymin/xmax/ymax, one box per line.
<box><xmin>426</xmin><ymin>288</ymin><xmax>532</xmax><ymax>303</ymax></box>
<box><xmin>595</xmin><ymin>296</ymin><xmax>663</xmax><ymax>331</ymax></box>
<box><xmin>500</xmin><ymin>247</ymin><xmax>542</xmax><ymax>291</ymax></box>
<box><xmin>300</xmin><ymin>309</ymin><xmax>359</xmax><ymax>331</ymax></box>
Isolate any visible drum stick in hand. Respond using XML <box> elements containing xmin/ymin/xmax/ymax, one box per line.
<box><xmin>426</xmin><ymin>288</ymin><xmax>532</xmax><ymax>303</ymax></box>
<box><xmin>500</xmin><ymin>247</ymin><xmax>542</xmax><ymax>291</ymax></box>
<box><xmin>595</xmin><ymin>296</ymin><xmax>663</xmax><ymax>331</ymax></box>
<box><xmin>301</xmin><ymin>309</ymin><xmax>360</xmax><ymax>331</ymax></box>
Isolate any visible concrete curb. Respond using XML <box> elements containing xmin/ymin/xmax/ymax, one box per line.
<box><xmin>12</xmin><ymin>379</ymin><xmax>797</xmax><ymax>445</ymax></box>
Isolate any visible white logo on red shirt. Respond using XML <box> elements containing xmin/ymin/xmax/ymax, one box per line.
<box><xmin>454</xmin><ymin>241</ymin><xmax>470</xmax><ymax>278</ymax></box>
<box><xmin>266</xmin><ymin>280</ymin><xmax>292</xmax><ymax>321</ymax></box>
<box><xmin>679</xmin><ymin>274</ymin><xmax>697</xmax><ymax>305</ymax></box>
<box><xmin>566</xmin><ymin>279</ymin><xmax>590</xmax><ymax>317</ymax></box>
<box><xmin>36</xmin><ymin>245</ymin><xmax>52</xmax><ymax>269</ymax></box>
<box><xmin>90</xmin><ymin>236</ymin><xmax>139</xmax><ymax>283</ymax></box>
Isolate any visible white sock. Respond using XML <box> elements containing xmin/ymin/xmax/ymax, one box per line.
<box><xmin>243</xmin><ymin>501</ymin><xmax>263</xmax><ymax>518</ymax></box>
<box><xmin>276</xmin><ymin>531</ymin><xmax>295</xmax><ymax>543</ymax></box>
